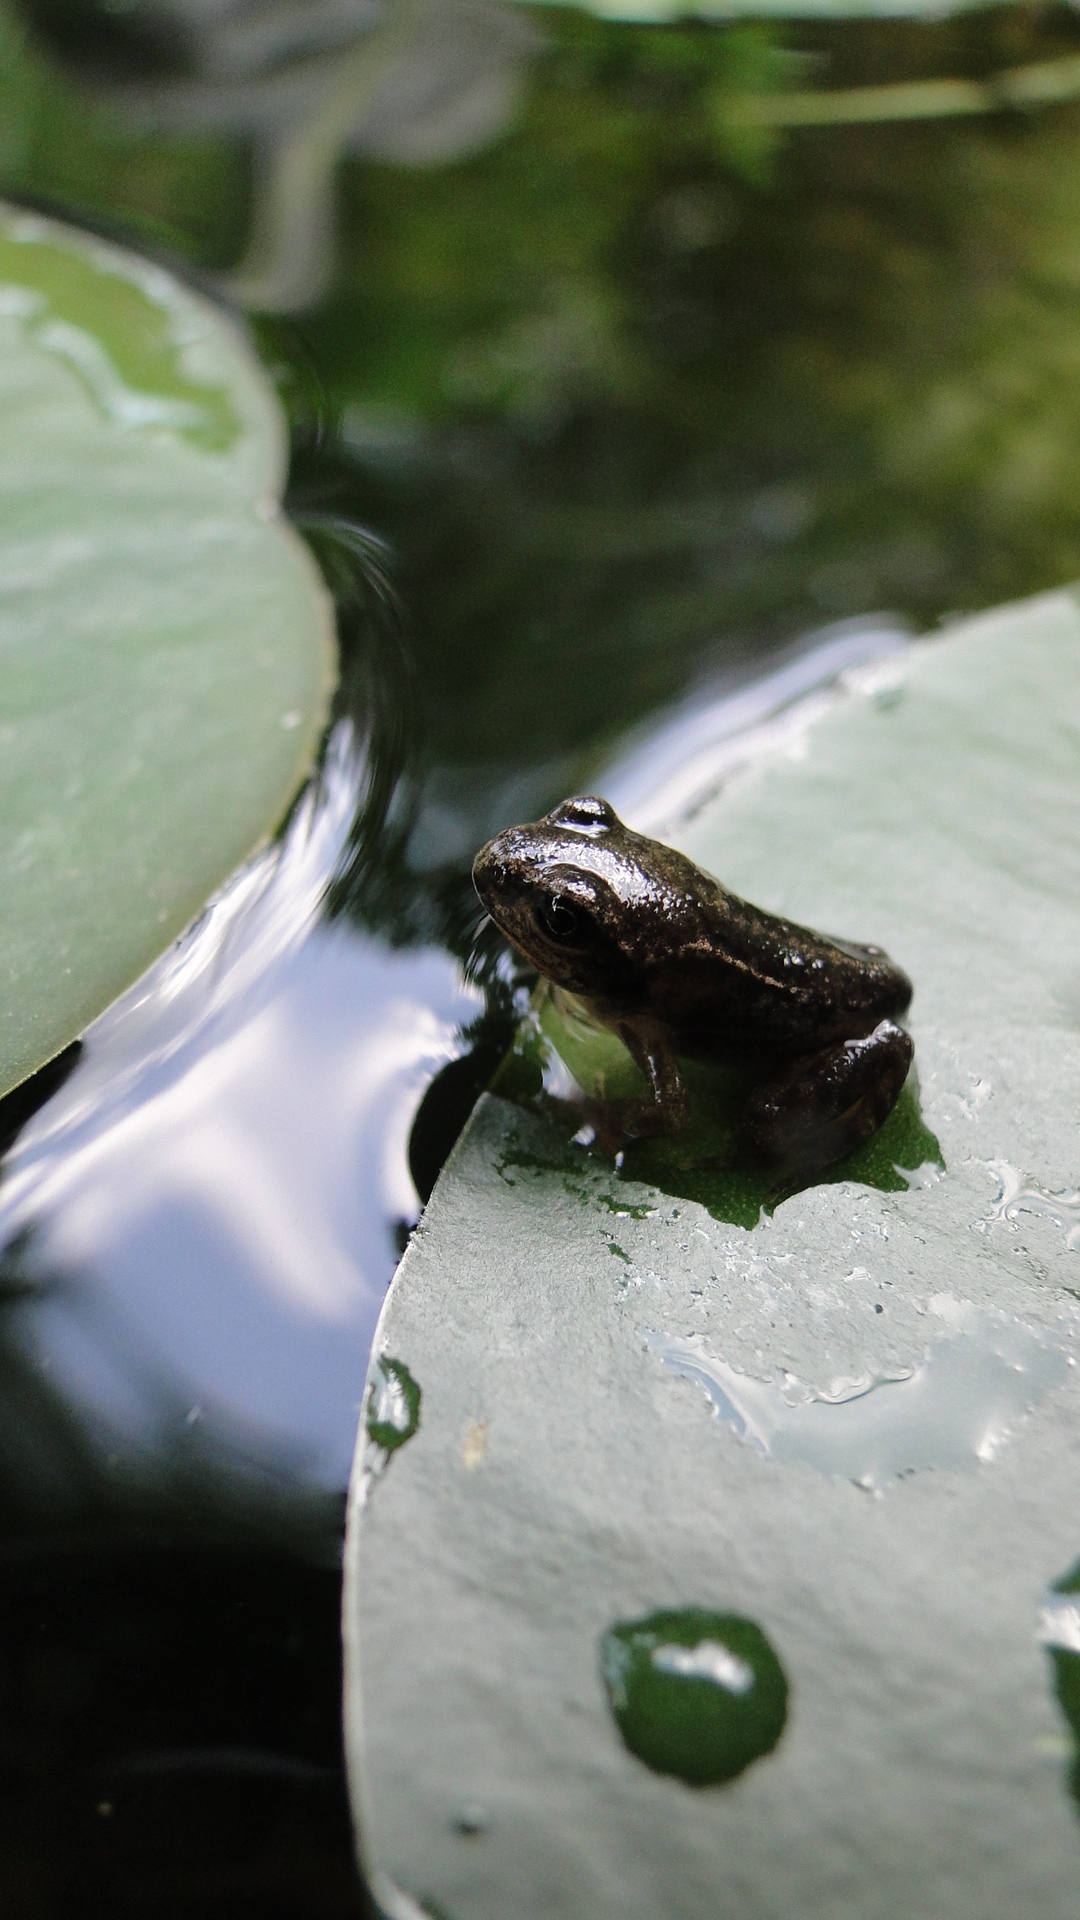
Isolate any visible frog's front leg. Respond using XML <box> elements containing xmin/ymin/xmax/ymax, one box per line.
<box><xmin>616</xmin><ymin>1016</ymin><xmax>692</xmax><ymax>1138</ymax></box>
<box><xmin>743</xmin><ymin>1018</ymin><xmax>913</xmax><ymax>1178</ymax></box>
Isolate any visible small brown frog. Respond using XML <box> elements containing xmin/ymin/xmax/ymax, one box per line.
<box><xmin>472</xmin><ymin>795</ymin><xmax>914</xmax><ymax>1177</ymax></box>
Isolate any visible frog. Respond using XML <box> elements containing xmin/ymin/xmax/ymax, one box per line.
<box><xmin>472</xmin><ymin>794</ymin><xmax>914</xmax><ymax>1179</ymax></box>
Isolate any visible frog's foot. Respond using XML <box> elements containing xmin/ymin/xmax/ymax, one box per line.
<box><xmin>743</xmin><ymin>1018</ymin><xmax>914</xmax><ymax>1180</ymax></box>
<box><xmin>585</xmin><ymin>1093</ymin><xmax>677</xmax><ymax>1152</ymax></box>
<box><xmin>616</xmin><ymin>1017</ymin><xmax>692</xmax><ymax>1138</ymax></box>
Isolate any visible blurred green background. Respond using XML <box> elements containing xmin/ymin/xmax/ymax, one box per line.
<box><xmin>9</xmin><ymin>0</ymin><xmax>1080</xmax><ymax>844</ymax></box>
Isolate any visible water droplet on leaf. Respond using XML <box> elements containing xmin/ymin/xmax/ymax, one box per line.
<box><xmin>600</xmin><ymin>1608</ymin><xmax>788</xmax><ymax>1787</ymax></box>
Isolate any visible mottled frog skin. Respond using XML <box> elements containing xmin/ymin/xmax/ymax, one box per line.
<box><xmin>472</xmin><ymin>795</ymin><xmax>914</xmax><ymax>1177</ymax></box>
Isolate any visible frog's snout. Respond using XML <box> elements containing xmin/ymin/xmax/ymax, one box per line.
<box><xmin>471</xmin><ymin>833</ymin><xmax>513</xmax><ymax>907</ymax></box>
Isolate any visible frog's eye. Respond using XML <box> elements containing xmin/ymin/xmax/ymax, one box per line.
<box><xmin>536</xmin><ymin>893</ymin><xmax>589</xmax><ymax>944</ymax></box>
<box><xmin>548</xmin><ymin>795</ymin><xmax>617</xmax><ymax>835</ymax></box>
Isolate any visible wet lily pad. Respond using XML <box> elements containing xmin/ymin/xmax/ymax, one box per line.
<box><xmin>345</xmin><ymin>586</ymin><xmax>1080</xmax><ymax>1920</ymax></box>
<box><xmin>0</xmin><ymin>205</ymin><xmax>336</xmax><ymax>1099</ymax></box>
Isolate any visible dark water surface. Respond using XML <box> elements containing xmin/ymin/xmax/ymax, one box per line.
<box><xmin>7</xmin><ymin>1</ymin><xmax>1080</xmax><ymax>1910</ymax></box>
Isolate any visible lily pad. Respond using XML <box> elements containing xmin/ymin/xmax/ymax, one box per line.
<box><xmin>0</xmin><ymin>204</ymin><xmax>336</xmax><ymax>1099</ymax></box>
<box><xmin>345</xmin><ymin>587</ymin><xmax>1080</xmax><ymax>1919</ymax></box>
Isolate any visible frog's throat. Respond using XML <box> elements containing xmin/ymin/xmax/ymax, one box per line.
<box><xmin>547</xmin><ymin>984</ymin><xmax>614</xmax><ymax>1042</ymax></box>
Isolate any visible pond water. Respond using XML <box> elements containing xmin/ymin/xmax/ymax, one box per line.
<box><xmin>7</xmin><ymin>2</ymin><xmax>1080</xmax><ymax>1912</ymax></box>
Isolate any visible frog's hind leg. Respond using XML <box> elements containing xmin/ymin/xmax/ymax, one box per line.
<box><xmin>743</xmin><ymin>1018</ymin><xmax>914</xmax><ymax>1180</ymax></box>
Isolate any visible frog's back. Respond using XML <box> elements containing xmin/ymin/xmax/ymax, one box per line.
<box><xmin>641</xmin><ymin>864</ymin><xmax>912</xmax><ymax>1065</ymax></box>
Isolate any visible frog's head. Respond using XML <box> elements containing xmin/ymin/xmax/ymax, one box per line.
<box><xmin>472</xmin><ymin>795</ymin><xmax>658</xmax><ymax>1001</ymax></box>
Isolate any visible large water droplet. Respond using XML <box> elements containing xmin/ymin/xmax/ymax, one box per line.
<box><xmin>985</xmin><ymin>1159</ymin><xmax>1080</xmax><ymax>1249</ymax></box>
<box><xmin>367</xmin><ymin>1355</ymin><xmax>421</xmax><ymax>1454</ymax></box>
<box><xmin>650</xmin><ymin>1296</ymin><xmax>1070</xmax><ymax>1491</ymax></box>
<box><xmin>600</xmin><ymin>1608</ymin><xmax>788</xmax><ymax>1786</ymax></box>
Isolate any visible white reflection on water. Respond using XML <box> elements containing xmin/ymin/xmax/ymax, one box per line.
<box><xmin>602</xmin><ymin>614</ymin><xmax>912</xmax><ymax>836</ymax></box>
<box><xmin>0</xmin><ymin>725</ymin><xmax>481</xmax><ymax>1488</ymax></box>
<box><xmin>649</xmin><ymin>1296</ymin><xmax>1072</xmax><ymax>1492</ymax></box>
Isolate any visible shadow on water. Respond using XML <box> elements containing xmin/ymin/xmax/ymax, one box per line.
<box><xmin>0</xmin><ymin>1233</ymin><xmax>371</xmax><ymax>1918</ymax></box>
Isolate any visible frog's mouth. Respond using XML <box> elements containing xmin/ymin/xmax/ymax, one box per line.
<box><xmin>470</xmin><ymin>876</ymin><xmax>552</xmax><ymax>964</ymax></box>
<box><xmin>471</xmin><ymin>837</ymin><xmax>532</xmax><ymax>951</ymax></box>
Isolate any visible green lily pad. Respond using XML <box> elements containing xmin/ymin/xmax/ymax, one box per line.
<box><xmin>0</xmin><ymin>205</ymin><xmax>336</xmax><ymax>1099</ymax></box>
<box><xmin>345</xmin><ymin>586</ymin><xmax>1080</xmax><ymax>1920</ymax></box>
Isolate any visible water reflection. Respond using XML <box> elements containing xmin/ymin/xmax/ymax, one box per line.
<box><xmin>601</xmin><ymin>614</ymin><xmax>911</xmax><ymax>835</ymax></box>
<box><xmin>0</xmin><ymin>726</ymin><xmax>481</xmax><ymax>1499</ymax></box>
<box><xmin>16</xmin><ymin>0</ymin><xmax>542</xmax><ymax>313</ymax></box>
